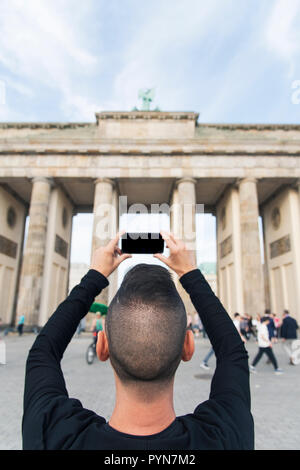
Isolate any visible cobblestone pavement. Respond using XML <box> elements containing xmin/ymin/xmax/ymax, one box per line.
<box><xmin>1</xmin><ymin>333</ymin><xmax>299</xmax><ymax>450</ymax></box>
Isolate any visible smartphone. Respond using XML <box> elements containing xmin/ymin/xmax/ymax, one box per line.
<box><xmin>121</xmin><ymin>233</ymin><xmax>164</xmax><ymax>254</ymax></box>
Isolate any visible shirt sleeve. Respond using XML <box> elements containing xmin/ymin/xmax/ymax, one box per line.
<box><xmin>180</xmin><ymin>269</ymin><xmax>253</xmax><ymax>447</ymax></box>
<box><xmin>22</xmin><ymin>269</ymin><xmax>109</xmax><ymax>449</ymax></box>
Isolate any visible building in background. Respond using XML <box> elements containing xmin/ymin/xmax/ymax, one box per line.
<box><xmin>68</xmin><ymin>263</ymin><xmax>90</xmax><ymax>293</ymax></box>
<box><xmin>0</xmin><ymin>111</ymin><xmax>300</xmax><ymax>328</ymax></box>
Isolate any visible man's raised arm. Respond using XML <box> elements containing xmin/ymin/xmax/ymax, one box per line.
<box><xmin>154</xmin><ymin>232</ymin><xmax>251</xmax><ymax>407</ymax></box>
<box><xmin>23</xmin><ymin>233</ymin><xmax>131</xmax><ymax>448</ymax></box>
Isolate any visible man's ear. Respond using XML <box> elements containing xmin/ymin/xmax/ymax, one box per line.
<box><xmin>181</xmin><ymin>329</ymin><xmax>195</xmax><ymax>362</ymax></box>
<box><xmin>96</xmin><ymin>331</ymin><xmax>109</xmax><ymax>362</ymax></box>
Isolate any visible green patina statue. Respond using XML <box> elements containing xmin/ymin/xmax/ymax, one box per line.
<box><xmin>138</xmin><ymin>88</ymin><xmax>155</xmax><ymax>111</ymax></box>
<box><xmin>132</xmin><ymin>88</ymin><xmax>160</xmax><ymax>111</ymax></box>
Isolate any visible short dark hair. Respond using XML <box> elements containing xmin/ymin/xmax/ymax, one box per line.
<box><xmin>105</xmin><ymin>264</ymin><xmax>187</xmax><ymax>385</ymax></box>
<box><xmin>261</xmin><ymin>316</ymin><xmax>270</xmax><ymax>323</ymax></box>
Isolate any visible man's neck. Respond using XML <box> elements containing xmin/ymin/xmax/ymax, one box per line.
<box><xmin>109</xmin><ymin>378</ymin><xmax>176</xmax><ymax>436</ymax></box>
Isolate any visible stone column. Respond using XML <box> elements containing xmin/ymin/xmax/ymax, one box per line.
<box><xmin>298</xmin><ymin>179</ymin><xmax>300</xmax><ymax>215</ymax></box>
<box><xmin>16</xmin><ymin>177</ymin><xmax>53</xmax><ymax>327</ymax></box>
<box><xmin>170</xmin><ymin>177</ymin><xmax>197</xmax><ymax>316</ymax></box>
<box><xmin>39</xmin><ymin>186</ymin><xmax>74</xmax><ymax>326</ymax></box>
<box><xmin>261</xmin><ymin>214</ymin><xmax>271</xmax><ymax>312</ymax></box>
<box><xmin>108</xmin><ymin>185</ymin><xmax>120</xmax><ymax>304</ymax></box>
<box><xmin>91</xmin><ymin>178</ymin><xmax>118</xmax><ymax>306</ymax></box>
<box><xmin>238</xmin><ymin>177</ymin><xmax>265</xmax><ymax>316</ymax></box>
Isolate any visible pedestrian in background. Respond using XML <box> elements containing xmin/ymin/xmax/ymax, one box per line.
<box><xmin>192</xmin><ymin>313</ymin><xmax>201</xmax><ymax>337</ymax></box>
<box><xmin>233</xmin><ymin>313</ymin><xmax>247</xmax><ymax>343</ymax></box>
<box><xmin>91</xmin><ymin>313</ymin><xmax>105</xmax><ymax>347</ymax></box>
<box><xmin>280</xmin><ymin>310</ymin><xmax>299</xmax><ymax>365</ymax></box>
<box><xmin>252</xmin><ymin>315</ymin><xmax>260</xmax><ymax>339</ymax></box>
<box><xmin>265</xmin><ymin>309</ymin><xmax>276</xmax><ymax>344</ymax></box>
<box><xmin>200</xmin><ymin>345</ymin><xmax>215</xmax><ymax>370</ymax></box>
<box><xmin>250</xmin><ymin>316</ymin><xmax>283</xmax><ymax>375</ymax></box>
<box><xmin>17</xmin><ymin>315</ymin><xmax>25</xmax><ymax>336</ymax></box>
<box><xmin>272</xmin><ymin>313</ymin><xmax>281</xmax><ymax>340</ymax></box>
<box><xmin>240</xmin><ymin>315</ymin><xmax>250</xmax><ymax>341</ymax></box>
<box><xmin>246</xmin><ymin>314</ymin><xmax>257</xmax><ymax>340</ymax></box>
<box><xmin>76</xmin><ymin>318</ymin><xmax>86</xmax><ymax>336</ymax></box>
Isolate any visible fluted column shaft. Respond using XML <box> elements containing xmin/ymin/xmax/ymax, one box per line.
<box><xmin>239</xmin><ymin>177</ymin><xmax>265</xmax><ymax>315</ymax></box>
<box><xmin>170</xmin><ymin>177</ymin><xmax>197</xmax><ymax>316</ymax></box>
<box><xmin>92</xmin><ymin>178</ymin><xmax>118</xmax><ymax>306</ymax></box>
<box><xmin>298</xmin><ymin>180</ymin><xmax>300</xmax><ymax>215</ymax></box>
<box><xmin>16</xmin><ymin>177</ymin><xmax>52</xmax><ymax>326</ymax></box>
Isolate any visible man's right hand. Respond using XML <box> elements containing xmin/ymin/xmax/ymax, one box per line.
<box><xmin>153</xmin><ymin>231</ymin><xmax>197</xmax><ymax>278</ymax></box>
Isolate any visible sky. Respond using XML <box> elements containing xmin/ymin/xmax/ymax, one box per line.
<box><xmin>2</xmin><ymin>0</ymin><xmax>299</xmax><ymax>268</ymax></box>
<box><xmin>1</xmin><ymin>0</ymin><xmax>300</xmax><ymax>122</ymax></box>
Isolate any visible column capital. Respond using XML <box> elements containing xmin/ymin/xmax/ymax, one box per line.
<box><xmin>175</xmin><ymin>176</ymin><xmax>197</xmax><ymax>187</ymax></box>
<box><xmin>31</xmin><ymin>176</ymin><xmax>55</xmax><ymax>187</ymax></box>
<box><xmin>94</xmin><ymin>177</ymin><xmax>116</xmax><ymax>188</ymax></box>
<box><xmin>237</xmin><ymin>176</ymin><xmax>258</xmax><ymax>186</ymax></box>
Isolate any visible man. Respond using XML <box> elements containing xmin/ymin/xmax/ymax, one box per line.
<box><xmin>240</xmin><ymin>315</ymin><xmax>249</xmax><ymax>341</ymax></box>
<box><xmin>200</xmin><ymin>345</ymin><xmax>214</xmax><ymax>370</ymax></box>
<box><xmin>17</xmin><ymin>314</ymin><xmax>25</xmax><ymax>336</ymax></box>
<box><xmin>22</xmin><ymin>232</ymin><xmax>254</xmax><ymax>450</ymax></box>
<box><xmin>280</xmin><ymin>310</ymin><xmax>299</xmax><ymax>365</ymax></box>
<box><xmin>272</xmin><ymin>313</ymin><xmax>281</xmax><ymax>340</ymax></box>
<box><xmin>249</xmin><ymin>317</ymin><xmax>283</xmax><ymax>375</ymax></box>
<box><xmin>91</xmin><ymin>312</ymin><xmax>105</xmax><ymax>347</ymax></box>
<box><xmin>233</xmin><ymin>313</ymin><xmax>247</xmax><ymax>343</ymax></box>
<box><xmin>264</xmin><ymin>309</ymin><xmax>276</xmax><ymax>343</ymax></box>
<box><xmin>246</xmin><ymin>314</ymin><xmax>257</xmax><ymax>340</ymax></box>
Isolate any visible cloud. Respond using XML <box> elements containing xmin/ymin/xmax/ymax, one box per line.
<box><xmin>0</xmin><ymin>0</ymin><xmax>97</xmax><ymax>80</ymax></box>
<box><xmin>264</xmin><ymin>0</ymin><xmax>300</xmax><ymax>77</ymax></box>
<box><xmin>0</xmin><ymin>77</ymin><xmax>35</xmax><ymax>120</ymax></box>
<box><xmin>105</xmin><ymin>0</ymin><xmax>300</xmax><ymax>123</ymax></box>
<box><xmin>1</xmin><ymin>0</ymin><xmax>298</xmax><ymax>123</ymax></box>
<box><xmin>0</xmin><ymin>0</ymin><xmax>100</xmax><ymax>120</ymax></box>
<box><xmin>105</xmin><ymin>0</ymin><xmax>260</xmax><ymax>115</ymax></box>
<box><xmin>60</xmin><ymin>89</ymin><xmax>103</xmax><ymax>121</ymax></box>
<box><xmin>109</xmin><ymin>1</ymin><xmax>223</xmax><ymax>110</ymax></box>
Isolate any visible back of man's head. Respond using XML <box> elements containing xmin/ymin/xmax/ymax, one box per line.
<box><xmin>105</xmin><ymin>264</ymin><xmax>187</xmax><ymax>388</ymax></box>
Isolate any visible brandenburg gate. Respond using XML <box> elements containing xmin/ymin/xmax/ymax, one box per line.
<box><xmin>0</xmin><ymin>110</ymin><xmax>300</xmax><ymax>328</ymax></box>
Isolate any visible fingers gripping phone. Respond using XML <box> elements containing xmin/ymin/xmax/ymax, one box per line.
<box><xmin>121</xmin><ymin>233</ymin><xmax>164</xmax><ymax>254</ymax></box>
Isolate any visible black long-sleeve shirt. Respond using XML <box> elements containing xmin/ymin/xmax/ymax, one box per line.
<box><xmin>22</xmin><ymin>268</ymin><xmax>254</xmax><ymax>450</ymax></box>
